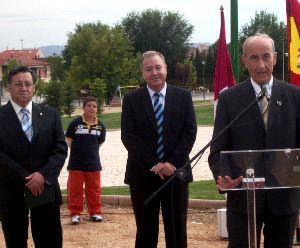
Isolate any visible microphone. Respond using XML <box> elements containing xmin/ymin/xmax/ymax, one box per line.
<box><xmin>144</xmin><ymin>85</ymin><xmax>266</xmax><ymax>205</ymax></box>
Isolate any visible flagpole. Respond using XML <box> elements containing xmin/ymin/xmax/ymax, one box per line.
<box><xmin>230</xmin><ymin>0</ymin><xmax>239</xmax><ymax>81</ymax></box>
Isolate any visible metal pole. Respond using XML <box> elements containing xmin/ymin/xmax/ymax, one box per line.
<box><xmin>282</xmin><ymin>40</ymin><xmax>285</xmax><ymax>81</ymax></box>
<box><xmin>230</xmin><ymin>0</ymin><xmax>239</xmax><ymax>81</ymax></box>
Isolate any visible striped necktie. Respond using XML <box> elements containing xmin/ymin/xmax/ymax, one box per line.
<box><xmin>20</xmin><ymin>108</ymin><xmax>33</xmax><ymax>142</ymax></box>
<box><xmin>153</xmin><ymin>93</ymin><xmax>164</xmax><ymax>160</ymax></box>
<box><xmin>259</xmin><ymin>85</ymin><xmax>270</xmax><ymax>130</ymax></box>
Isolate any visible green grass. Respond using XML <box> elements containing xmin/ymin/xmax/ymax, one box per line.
<box><xmin>195</xmin><ymin>104</ymin><xmax>214</xmax><ymax>126</ymax></box>
<box><xmin>61</xmin><ymin>101</ymin><xmax>214</xmax><ymax>130</ymax></box>
<box><xmin>100</xmin><ymin>180</ymin><xmax>224</xmax><ymax>200</ymax></box>
<box><xmin>189</xmin><ymin>180</ymin><xmax>224</xmax><ymax>200</ymax></box>
<box><xmin>61</xmin><ymin>180</ymin><xmax>223</xmax><ymax>200</ymax></box>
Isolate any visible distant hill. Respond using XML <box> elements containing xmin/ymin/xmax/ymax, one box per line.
<box><xmin>39</xmin><ymin>45</ymin><xmax>65</xmax><ymax>57</ymax></box>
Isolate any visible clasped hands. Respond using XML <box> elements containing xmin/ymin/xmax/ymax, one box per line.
<box><xmin>25</xmin><ymin>172</ymin><xmax>46</xmax><ymax>196</ymax></box>
<box><xmin>150</xmin><ymin>162</ymin><xmax>176</xmax><ymax>180</ymax></box>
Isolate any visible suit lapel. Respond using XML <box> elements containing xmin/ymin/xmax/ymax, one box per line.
<box><xmin>164</xmin><ymin>85</ymin><xmax>173</xmax><ymax>131</ymax></box>
<box><xmin>267</xmin><ymin>80</ymin><xmax>284</xmax><ymax>131</ymax></box>
<box><xmin>3</xmin><ymin>101</ymin><xmax>29</xmax><ymax>142</ymax></box>
<box><xmin>141</xmin><ymin>87</ymin><xmax>157</xmax><ymax>130</ymax></box>
<box><xmin>238</xmin><ymin>80</ymin><xmax>266</xmax><ymax>130</ymax></box>
<box><xmin>32</xmin><ymin>103</ymin><xmax>43</xmax><ymax>141</ymax></box>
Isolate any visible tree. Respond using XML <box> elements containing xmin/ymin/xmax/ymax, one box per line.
<box><xmin>47</xmin><ymin>55</ymin><xmax>66</xmax><ymax>81</ymax></box>
<box><xmin>35</xmin><ymin>79</ymin><xmax>46</xmax><ymax>103</ymax></box>
<box><xmin>193</xmin><ymin>49</ymin><xmax>207</xmax><ymax>84</ymax></box>
<box><xmin>204</xmin><ymin>43</ymin><xmax>218</xmax><ymax>90</ymax></box>
<box><xmin>62</xmin><ymin>81</ymin><xmax>76</xmax><ymax>117</ymax></box>
<box><xmin>43</xmin><ymin>80</ymin><xmax>64</xmax><ymax>113</ymax></box>
<box><xmin>174</xmin><ymin>59</ymin><xmax>197</xmax><ymax>86</ymax></box>
<box><xmin>122</xmin><ymin>9</ymin><xmax>194</xmax><ymax>80</ymax></box>
<box><xmin>64</xmin><ymin>22</ymin><xmax>139</xmax><ymax>102</ymax></box>
<box><xmin>89</xmin><ymin>78</ymin><xmax>106</xmax><ymax>113</ymax></box>
<box><xmin>1</xmin><ymin>60</ymin><xmax>22</xmax><ymax>87</ymax></box>
<box><xmin>239</xmin><ymin>11</ymin><xmax>287</xmax><ymax>81</ymax></box>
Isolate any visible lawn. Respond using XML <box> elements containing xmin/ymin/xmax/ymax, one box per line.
<box><xmin>62</xmin><ymin>100</ymin><xmax>214</xmax><ymax>130</ymax></box>
<box><xmin>101</xmin><ymin>180</ymin><xmax>224</xmax><ymax>200</ymax></box>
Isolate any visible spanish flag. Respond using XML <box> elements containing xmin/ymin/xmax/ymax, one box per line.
<box><xmin>286</xmin><ymin>0</ymin><xmax>300</xmax><ymax>86</ymax></box>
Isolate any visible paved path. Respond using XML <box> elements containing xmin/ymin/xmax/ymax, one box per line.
<box><xmin>59</xmin><ymin>126</ymin><xmax>214</xmax><ymax>189</ymax></box>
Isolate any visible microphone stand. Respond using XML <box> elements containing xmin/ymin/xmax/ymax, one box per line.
<box><xmin>144</xmin><ymin>89</ymin><xmax>266</xmax><ymax>206</ymax></box>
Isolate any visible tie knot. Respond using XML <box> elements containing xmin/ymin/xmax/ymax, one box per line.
<box><xmin>154</xmin><ymin>92</ymin><xmax>160</xmax><ymax>98</ymax></box>
<box><xmin>20</xmin><ymin>108</ymin><xmax>29</xmax><ymax>115</ymax></box>
<box><xmin>260</xmin><ymin>84</ymin><xmax>269</xmax><ymax>98</ymax></box>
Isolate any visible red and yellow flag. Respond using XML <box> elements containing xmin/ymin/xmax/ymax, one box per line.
<box><xmin>286</xmin><ymin>0</ymin><xmax>300</xmax><ymax>86</ymax></box>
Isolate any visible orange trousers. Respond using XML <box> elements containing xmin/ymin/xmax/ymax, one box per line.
<box><xmin>67</xmin><ymin>171</ymin><xmax>102</xmax><ymax>217</ymax></box>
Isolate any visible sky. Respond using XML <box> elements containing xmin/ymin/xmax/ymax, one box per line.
<box><xmin>0</xmin><ymin>0</ymin><xmax>288</xmax><ymax>51</ymax></box>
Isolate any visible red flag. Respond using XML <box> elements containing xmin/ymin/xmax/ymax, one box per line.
<box><xmin>286</xmin><ymin>0</ymin><xmax>300</xmax><ymax>86</ymax></box>
<box><xmin>214</xmin><ymin>7</ymin><xmax>236</xmax><ymax>100</ymax></box>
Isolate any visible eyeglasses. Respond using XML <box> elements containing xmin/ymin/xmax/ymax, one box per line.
<box><xmin>12</xmin><ymin>81</ymin><xmax>34</xmax><ymax>88</ymax></box>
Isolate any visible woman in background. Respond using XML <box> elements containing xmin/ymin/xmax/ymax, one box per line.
<box><xmin>66</xmin><ymin>96</ymin><xmax>106</xmax><ymax>224</ymax></box>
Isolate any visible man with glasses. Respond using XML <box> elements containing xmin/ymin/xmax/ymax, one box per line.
<box><xmin>0</xmin><ymin>66</ymin><xmax>67</xmax><ymax>247</ymax></box>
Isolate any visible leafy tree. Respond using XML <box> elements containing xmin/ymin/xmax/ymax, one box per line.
<box><xmin>174</xmin><ymin>59</ymin><xmax>197</xmax><ymax>86</ymax></box>
<box><xmin>2</xmin><ymin>60</ymin><xmax>22</xmax><ymax>87</ymax></box>
<box><xmin>89</xmin><ymin>78</ymin><xmax>107</xmax><ymax>113</ymax></box>
<box><xmin>43</xmin><ymin>80</ymin><xmax>64</xmax><ymax>113</ymax></box>
<box><xmin>47</xmin><ymin>55</ymin><xmax>66</xmax><ymax>81</ymax></box>
<box><xmin>204</xmin><ymin>43</ymin><xmax>217</xmax><ymax>90</ymax></box>
<box><xmin>122</xmin><ymin>9</ymin><xmax>193</xmax><ymax>80</ymax></box>
<box><xmin>35</xmin><ymin>79</ymin><xmax>46</xmax><ymax>103</ymax></box>
<box><xmin>64</xmin><ymin>22</ymin><xmax>138</xmax><ymax>101</ymax></box>
<box><xmin>239</xmin><ymin>11</ymin><xmax>287</xmax><ymax>81</ymax></box>
<box><xmin>193</xmin><ymin>49</ymin><xmax>207</xmax><ymax>84</ymax></box>
<box><xmin>62</xmin><ymin>81</ymin><xmax>76</xmax><ymax>117</ymax></box>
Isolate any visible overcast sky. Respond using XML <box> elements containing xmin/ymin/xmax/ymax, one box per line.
<box><xmin>0</xmin><ymin>0</ymin><xmax>287</xmax><ymax>51</ymax></box>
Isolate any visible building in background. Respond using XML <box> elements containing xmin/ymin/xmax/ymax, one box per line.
<box><xmin>0</xmin><ymin>48</ymin><xmax>51</xmax><ymax>82</ymax></box>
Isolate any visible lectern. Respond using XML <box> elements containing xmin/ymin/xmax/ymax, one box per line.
<box><xmin>220</xmin><ymin>148</ymin><xmax>300</xmax><ymax>248</ymax></box>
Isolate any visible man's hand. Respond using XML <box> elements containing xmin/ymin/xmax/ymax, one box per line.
<box><xmin>25</xmin><ymin>172</ymin><xmax>45</xmax><ymax>196</ymax></box>
<box><xmin>150</xmin><ymin>162</ymin><xmax>176</xmax><ymax>180</ymax></box>
<box><xmin>217</xmin><ymin>176</ymin><xmax>243</xmax><ymax>191</ymax></box>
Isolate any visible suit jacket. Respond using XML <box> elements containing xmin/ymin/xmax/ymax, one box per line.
<box><xmin>0</xmin><ymin>101</ymin><xmax>68</xmax><ymax>214</ymax></box>
<box><xmin>208</xmin><ymin>78</ymin><xmax>300</xmax><ymax>215</ymax></box>
<box><xmin>121</xmin><ymin>84</ymin><xmax>197</xmax><ymax>186</ymax></box>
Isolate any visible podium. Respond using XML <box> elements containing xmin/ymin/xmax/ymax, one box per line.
<box><xmin>220</xmin><ymin>148</ymin><xmax>300</xmax><ymax>248</ymax></box>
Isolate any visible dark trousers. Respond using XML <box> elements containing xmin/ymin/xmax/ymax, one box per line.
<box><xmin>1</xmin><ymin>202</ymin><xmax>62</xmax><ymax>248</ymax></box>
<box><xmin>130</xmin><ymin>178</ymin><xmax>188</xmax><ymax>248</ymax></box>
<box><xmin>227</xmin><ymin>210</ymin><xmax>297</xmax><ymax>248</ymax></box>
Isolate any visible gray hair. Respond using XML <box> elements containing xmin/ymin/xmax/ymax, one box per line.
<box><xmin>141</xmin><ymin>51</ymin><xmax>166</xmax><ymax>67</ymax></box>
<box><xmin>242</xmin><ymin>33</ymin><xmax>276</xmax><ymax>55</ymax></box>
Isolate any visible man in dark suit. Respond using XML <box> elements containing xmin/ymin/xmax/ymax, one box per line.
<box><xmin>209</xmin><ymin>33</ymin><xmax>300</xmax><ymax>248</ymax></box>
<box><xmin>0</xmin><ymin>66</ymin><xmax>68</xmax><ymax>248</ymax></box>
<box><xmin>121</xmin><ymin>51</ymin><xmax>197</xmax><ymax>248</ymax></box>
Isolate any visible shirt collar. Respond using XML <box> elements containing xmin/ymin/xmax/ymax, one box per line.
<box><xmin>147</xmin><ymin>82</ymin><xmax>167</xmax><ymax>99</ymax></box>
<box><xmin>82</xmin><ymin>114</ymin><xmax>98</xmax><ymax>126</ymax></box>
<box><xmin>251</xmin><ymin>76</ymin><xmax>273</xmax><ymax>98</ymax></box>
<box><xmin>10</xmin><ymin>100</ymin><xmax>33</xmax><ymax>115</ymax></box>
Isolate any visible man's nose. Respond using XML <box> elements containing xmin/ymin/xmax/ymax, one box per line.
<box><xmin>257</xmin><ymin>57</ymin><xmax>266</xmax><ymax>68</ymax></box>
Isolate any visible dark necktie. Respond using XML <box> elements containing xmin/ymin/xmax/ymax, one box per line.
<box><xmin>153</xmin><ymin>93</ymin><xmax>164</xmax><ymax>160</ymax></box>
<box><xmin>259</xmin><ymin>85</ymin><xmax>269</xmax><ymax>129</ymax></box>
<box><xmin>20</xmin><ymin>108</ymin><xmax>33</xmax><ymax>142</ymax></box>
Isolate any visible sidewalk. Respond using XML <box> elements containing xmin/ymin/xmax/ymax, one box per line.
<box><xmin>59</xmin><ymin>126</ymin><xmax>214</xmax><ymax>189</ymax></box>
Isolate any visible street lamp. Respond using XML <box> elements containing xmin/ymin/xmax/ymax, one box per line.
<box><xmin>201</xmin><ymin>61</ymin><xmax>206</xmax><ymax>84</ymax></box>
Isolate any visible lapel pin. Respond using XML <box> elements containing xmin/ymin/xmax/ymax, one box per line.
<box><xmin>40</xmin><ymin>112</ymin><xmax>43</xmax><ymax>116</ymax></box>
<box><xmin>276</xmin><ymin>100</ymin><xmax>282</xmax><ymax>106</ymax></box>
